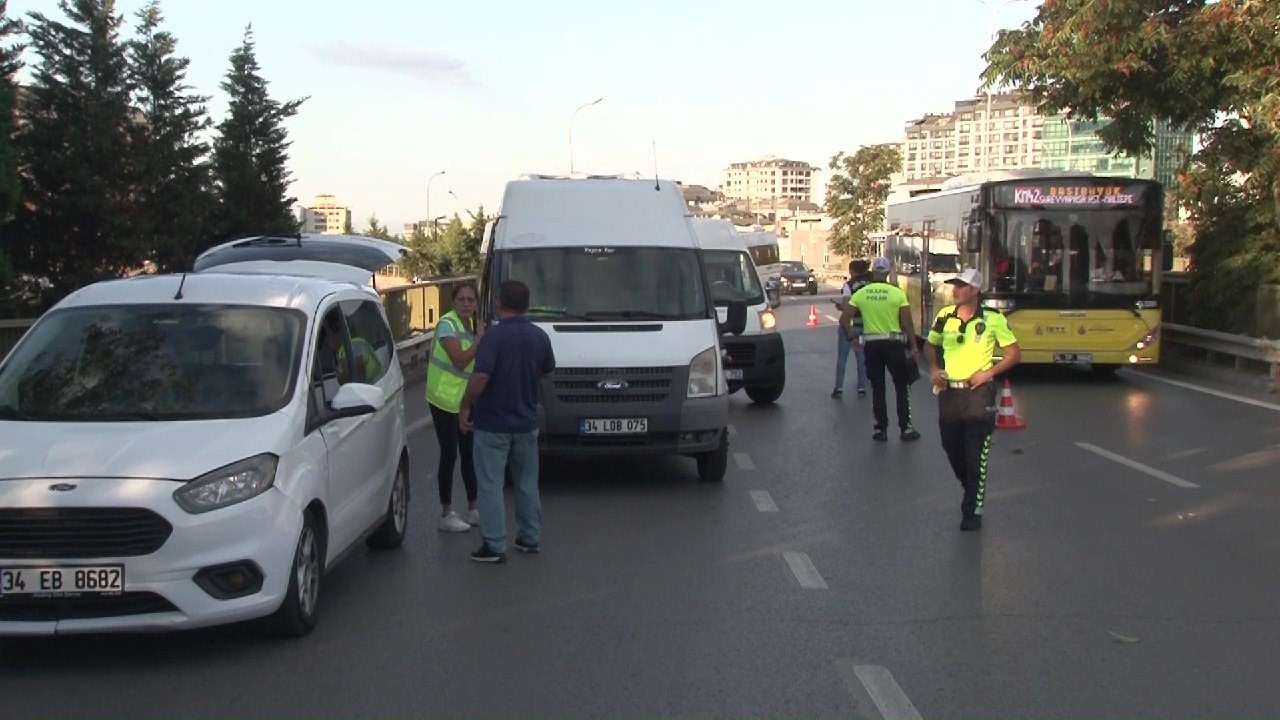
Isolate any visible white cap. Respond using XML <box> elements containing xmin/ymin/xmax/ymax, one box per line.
<box><xmin>871</xmin><ymin>257</ymin><xmax>892</xmax><ymax>273</ymax></box>
<box><xmin>946</xmin><ymin>268</ymin><xmax>983</xmax><ymax>288</ymax></box>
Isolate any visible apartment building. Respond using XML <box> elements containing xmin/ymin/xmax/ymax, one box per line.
<box><xmin>901</xmin><ymin>93</ymin><xmax>1046</xmax><ymax>182</ymax></box>
<box><xmin>297</xmin><ymin>194</ymin><xmax>352</xmax><ymax>235</ymax></box>
<box><xmin>720</xmin><ymin>157</ymin><xmax>817</xmax><ymax>209</ymax></box>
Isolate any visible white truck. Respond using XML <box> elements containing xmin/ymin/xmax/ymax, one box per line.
<box><xmin>478</xmin><ymin>174</ymin><xmax>747</xmax><ymax>482</ymax></box>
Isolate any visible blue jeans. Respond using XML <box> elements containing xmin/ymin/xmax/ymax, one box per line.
<box><xmin>836</xmin><ymin>325</ymin><xmax>867</xmax><ymax>391</ymax></box>
<box><xmin>472</xmin><ymin>429</ymin><xmax>541</xmax><ymax>554</ymax></box>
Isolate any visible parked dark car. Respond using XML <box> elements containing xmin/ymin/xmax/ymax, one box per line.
<box><xmin>779</xmin><ymin>261</ymin><xmax>818</xmax><ymax>295</ymax></box>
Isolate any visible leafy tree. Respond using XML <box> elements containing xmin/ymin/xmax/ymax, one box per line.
<box><xmin>128</xmin><ymin>0</ymin><xmax>214</xmax><ymax>272</ymax></box>
<box><xmin>342</xmin><ymin>215</ymin><xmax>353</xmax><ymax>235</ymax></box>
<box><xmin>982</xmin><ymin>0</ymin><xmax>1280</xmax><ymax>333</ymax></box>
<box><xmin>362</xmin><ymin>214</ymin><xmax>392</xmax><ymax>240</ymax></box>
<box><xmin>0</xmin><ymin>0</ymin><xmax>21</xmax><ymax>226</ymax></box>
<box><xmin>211</xmin><ymin>25</ymin><xmax>306</xmax><ymax>240</ymax></box>
<box><xmin>13</xmin><ymin>0</ymin><xmax>137</xmax><ymax>306</ymax></box>
<box><xmin>824</xmin><ymin>144</ymin><xmax>901</xmax><ymax>257</ymax></box>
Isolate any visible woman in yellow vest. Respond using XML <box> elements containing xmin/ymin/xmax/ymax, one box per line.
<box><xmin>427</xmin><ymin>283</ymin><xmax>485</xmax><ymax>532</ymax></box>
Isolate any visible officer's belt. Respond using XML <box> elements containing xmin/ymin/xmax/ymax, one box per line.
<box><xmin>862</xmin><ymin>333</ymin><xmax>906</xmax><ymax>342</ymax></box>
<box><xmin>946</xmin><ymin>381</ymin><xmax>973</xmax><ymax>390</ymax></box>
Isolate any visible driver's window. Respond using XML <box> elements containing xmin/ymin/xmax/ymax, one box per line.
<box><xmin>310</xmin><ymin>308</ymin><xmax>352</xmax><ymax>412</ymax></box>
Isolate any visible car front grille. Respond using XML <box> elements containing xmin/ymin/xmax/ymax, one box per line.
<box><xmin>553</xmin><ymin>367</ymin><xmax>675</xmax><ymax>404</ymax></box>
<box><xmin>0</xmin><ymin>592</ymin><xmax>178</xmax><ymax>621</ymax></box>
<box><xmin>722</xmin><ymin>341</ymin><xmax>757</xmax><ymax>367</ymax></box>
<box><xmin>0</xmin><ymin>507</ymin><xmax>174</xmax><ymax>559</ymax></box>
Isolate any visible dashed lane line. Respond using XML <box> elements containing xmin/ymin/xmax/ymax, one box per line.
<box><xmin>407</xmin><ymin>416</ymin><xmax>434</xmax><ymax>435</ymax></box>
<box><xmin>782</xmin><ymin>551</ymin><xmax>828</xmax><ymax>590</ymax></box>
<box><xmin>733</xmin><ymin>452</ymin><xmax>756</xmax><ymax>471</ymax></box>
<box><xmin>836</xmin><ymin>660</ymin><xmax>923</xmax><ymax>720</ymax></box>
<box><xmin>749</xmin><ymin>490</ymin><xmax>779</xmax><ymax>513</ymax></box>
<box><xmin>1127</xmin><ymin>370</ymin><xmax>1280</xmax><ymax>413</ymax></box>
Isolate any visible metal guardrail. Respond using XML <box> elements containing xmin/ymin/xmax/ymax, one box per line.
<box><xmin>1162</xmin><ymin>322</ymin><xmax>1280</xmax><ymax>388</ymax></box>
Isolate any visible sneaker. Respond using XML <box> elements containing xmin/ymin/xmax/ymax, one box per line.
<box><xmin>831</xmin><ymin>388</ymin><xmax>843</xmax><ymax>398</ymax></box>
<box><xmin>464</xmin><ymin>508</ymin><xmax>481</xmax><ymax>526</ymax></box>
<box><xmin>901</xmin><ymin>427</ymin><xmax>922</xmax><ymax>441</ymax></box>
<box><xmin>438</xmin><ymin>512</ymin><xmax>471</xmax><ymax>533</ymax></box>
<box><xmin>514</xmin><ymin>539</ymin><xmax>540</xmax><ymax>554</ymax></box>
<box><xmin>470</xmin><ymin>544</ymin><xmax>507</xmax><ymax>563</ymax></box>
<box><xmin>872</xmin><ymin>429</ymin><xmax>888</xmax><ymax>442</ymax></box>
<box><xmin>960</xmin><ymin>515</ymin><xmax>983</xmax><ymax>532</ymax></box>
<box><xmin>857</xmin><ymin>387</ymin><xmax>866</xmax><ymax>397</ymax></box>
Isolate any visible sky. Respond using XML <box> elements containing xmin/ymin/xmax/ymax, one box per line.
<box><xmin>10</xmin><ymin>0</ymin><xmax>1040</xmax><ymax>234</ymax></box>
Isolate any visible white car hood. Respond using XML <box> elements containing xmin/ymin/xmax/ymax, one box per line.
<box><xmin>533</xmin><ymin>319</ymin><xmax>719</xmax><ymax>367</ymax></box>
<box><xmin>0</xmin><ymin>415</ymin><xmax>294</xmax><ymax>481</ymax></box>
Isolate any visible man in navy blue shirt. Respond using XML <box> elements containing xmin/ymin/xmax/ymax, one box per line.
<box><xmin>459</xmin><ymin>280</ymin><xmax>556</xmax><ymax>563</ymax></box>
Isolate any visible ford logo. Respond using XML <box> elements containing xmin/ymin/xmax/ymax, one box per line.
<box><xmin>48</xmin><ymin>483</ymin><xmax>78</xmax><ymax>492</ymax></box>
<box><xmin>597</xmin><ymin>379</ymin><xmax>628</xmax><ymax>392</ymax></box>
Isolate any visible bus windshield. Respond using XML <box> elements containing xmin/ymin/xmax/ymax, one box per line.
<box><xmin>991</xmin><ymin>208</ymin><xmax>1152</xmax><ymax>306</ymax></box>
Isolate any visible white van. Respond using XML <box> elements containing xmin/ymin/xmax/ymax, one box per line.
<box><xmin>479</xmin><ymin>174</ymin><xmax>747</xmax><ymax>482</ymax></box>
<box><xmin>690</xmin><ymin>218</ymin><xmax>786</xmax><ymax>403</ymax></box>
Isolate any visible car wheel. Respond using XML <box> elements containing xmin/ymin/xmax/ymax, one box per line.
<box><xmin>696</xmin><ymin>432</ymin><xmax>729</xmax><ymax>482</ymax></box>
<box><xmin>268</xmin><ymin>511</ymin><xmax>323</xmax><ymax>638</ymax></box>
<box><xmin>746</xmin><ymin>383</ymin><xmax>784</xmax><ymax>404</ymax></box>
<box><xmin>367</xmin><ymin>460</ymin><xmax>409</xmax><ymax>551</ymax></box>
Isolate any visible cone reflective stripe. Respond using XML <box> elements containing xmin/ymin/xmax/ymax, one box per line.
<box><xmin>807</xmin><ymin>305</ymin><xmax>818</xmax><ymax>327</ymax></box>
<box><xmin>995</xmin><ymin>379</ymin><xmax>1027</xmax><ymax>430</ymax></box>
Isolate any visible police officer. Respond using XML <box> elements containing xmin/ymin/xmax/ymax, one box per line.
<box><xmin>833</xmin><ymin>259</ymin><xmax>870</xmax><ymax>399</ymax></box>
<box><xmin>840</xmin><ymin>256</ymin><xmax>921</xmax><ymax>442</ymax></box>
<box><xmin>923</xmin><ymin>268</ymin><xmax>1021</xmax><ymax>531</ymax></box>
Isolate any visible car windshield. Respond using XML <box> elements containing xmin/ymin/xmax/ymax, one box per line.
<box><xmin>991</xmin><ymin>209</ymin><xmax>1153</xmax><ymax>306</ymax></box>
<box><xmin>498</xmin><ymin>246</ymin><xmax>709</xmax><ymax>321</ymax></box>
<box><xmin>0</xmin><ymin>304</ymin><xmax>305</xmax><ymax>422</ymax></box>
<box><xmin>781</xmin><ymin>262</ymin><xmax>807</xmax><ymax>273</ymax></box>
<box><xmin>702</xmin><ymin>250</ymin><xmax>765</xmax><ymax>306</ymax></box>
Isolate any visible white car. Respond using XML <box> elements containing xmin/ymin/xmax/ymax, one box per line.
<box><xmin>0</xmin><ymin>234</ymin><xmax>411</xmax><ymax>637</ymax></box>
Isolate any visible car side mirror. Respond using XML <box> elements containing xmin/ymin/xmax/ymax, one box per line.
<box><xmin>764</xmin><ymin>280</ymin><xmax>781</xmax><ymax>309</ymax></box>
<box><xmin>720</xmin><ymin>299</ymin><xmax>748</xmax><ymax>336</ymax></box>
<box><xmin>1161</xmin><ymin>230</ymin><xmax>1175</xmax><ymax>272</ymax></box>
<box><xmin>965</xmin><ymin>215</ymin><xmax>984</xmax><ymax>253</ymax></box>
<box><xmin>330</xmin><ymin>383</ymin><xmax>385</xmax><ymax>419</ymax></box>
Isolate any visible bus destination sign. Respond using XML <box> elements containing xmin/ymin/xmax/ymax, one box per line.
<box><xmin>1000</xmin><ymin>184</ymin><xmax>1146</xmax><ymax>208</ymax></box>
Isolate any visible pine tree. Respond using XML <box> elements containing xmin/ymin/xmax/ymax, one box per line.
<box><xmin>14</xmin><ymin>0</ymin><xmax>137</xmax><ymax>305</ymax></box>
<box><xmin>128</xmin><ymin>0</ymin><xmax>214</xmax><ymax>272</ymax></box>
<box><xmin>0</xmin><ymin>0</ymin><xmax>22</xmax><ymax>226</ymax></box>
<box><xmin>211</xmin><ymin>25</ymin><xmax>306</xmax><ymax>240</ymax></box>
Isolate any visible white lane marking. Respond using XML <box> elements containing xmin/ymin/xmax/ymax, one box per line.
<box><xmin>407</xmin><ymin>416</ymin><xmax>434</xmax><ymax>435</ymax></box>
<box><xmin>734</xmin><ymin>452</ymin><xmax>756</xmax><ymax>470</ymax></box>
<box><xmin>824</xmin><ymin>314</ymin><xmax>840</xmax><ymax>323</ymax></box>
<box><xmin>749</xmin><ymin>490</ymin><xmax>778</xmax><ymax>513</ymax></box>
<box><xmin>836</xmin><ymin>661</ymin><xmax>923</xmax><ymax>720</ymax></box>
<box><xmin>1130</xmin><ymin>371</ymin><xmax>1280</xmax><ymax>413</ymax></box>
<box><xmin>1075</xmin><ymin>442</ymin><xmax>1200</xmax><ymax>489</ymax></box>
<box><xmin>782</xmin><ymin>551</ymin><xmax>828</xmax><ymax>589</ymax></box>
<box><xmin>728</xmin><ymin>424</ymin><xmax>737</xmax><ymax>436</ymax></box>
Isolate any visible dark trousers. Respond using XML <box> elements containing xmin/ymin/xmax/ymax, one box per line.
<box><xmin>863</xmin><ymin>339</ymin><xmax>913</xmax><ymax>431</ymax></box>
<box><xmin>429</xmin><ymin>402</ymin><xmax>477</xmax><ymax>506</ymax></box>
<box><xmin>937</xmin><ymin>385</ymin><xmax>997</xmax><ymax>517</ymax></box>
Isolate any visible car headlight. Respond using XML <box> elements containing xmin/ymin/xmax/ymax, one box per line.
<box><xmin>174</xmin><ymin>454</ymin><xmax>279</xmax><ymax>514</ymax></box>
<box><xmin>688</xmin><ymin>346</ymin><xmax>719</xmax><ymax>398</ymax></box>
<box><xmin>760</xmin><ymin>309</ymin><xmax>777</xmax><ymax>332</ymax></box>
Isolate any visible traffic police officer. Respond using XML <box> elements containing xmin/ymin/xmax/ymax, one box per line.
<box><xmin>923</xmin><ymin>268</ymin><xmax>1022</xmax><ymax>531</ymax></box>
<box><xmin>840</xmin><ymin>256</ymin><xmax>921</xmax><ymax>441</ymax></box>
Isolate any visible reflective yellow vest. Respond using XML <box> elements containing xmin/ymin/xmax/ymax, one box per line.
<box><xmin>425</xmin><ymin>311</ymin><xmax>475</xmax><ymax>413</ymax></box>
<box><xmin>339</xmin><ymin>337</ymin><xmax>384</xmax><ymax>384</ymax></box>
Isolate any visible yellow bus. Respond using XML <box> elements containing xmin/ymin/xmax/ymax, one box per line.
<box><xmin>884</xmin><ymin>171</ymin><xmax>1174</xmax><ymax>372</ymax></box>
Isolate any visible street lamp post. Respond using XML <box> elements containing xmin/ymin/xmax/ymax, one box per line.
<box><xmin>975</xmin><ymin>0</ymin><xmax>1028</xmax><ymax>173</ymax></box>
<box><xmin>426</xmin><ymin>170</ymin><xmax>446</xmax><ymax>234</ymax></box>
<box><xmin>568</xmin><ymin>97</ymin><xmax>603</xmax><ymax>174</ymax></box>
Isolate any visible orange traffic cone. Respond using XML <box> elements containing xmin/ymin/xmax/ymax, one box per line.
<box><xmin>995</xmin><ymin>379</ymin><xmax>1027</xmax><ymax>430</ymax></box>
<box><xmin>807</xmin><ymin>305</ymin><xmax>818</xmax><ymax>327</ymax></box>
